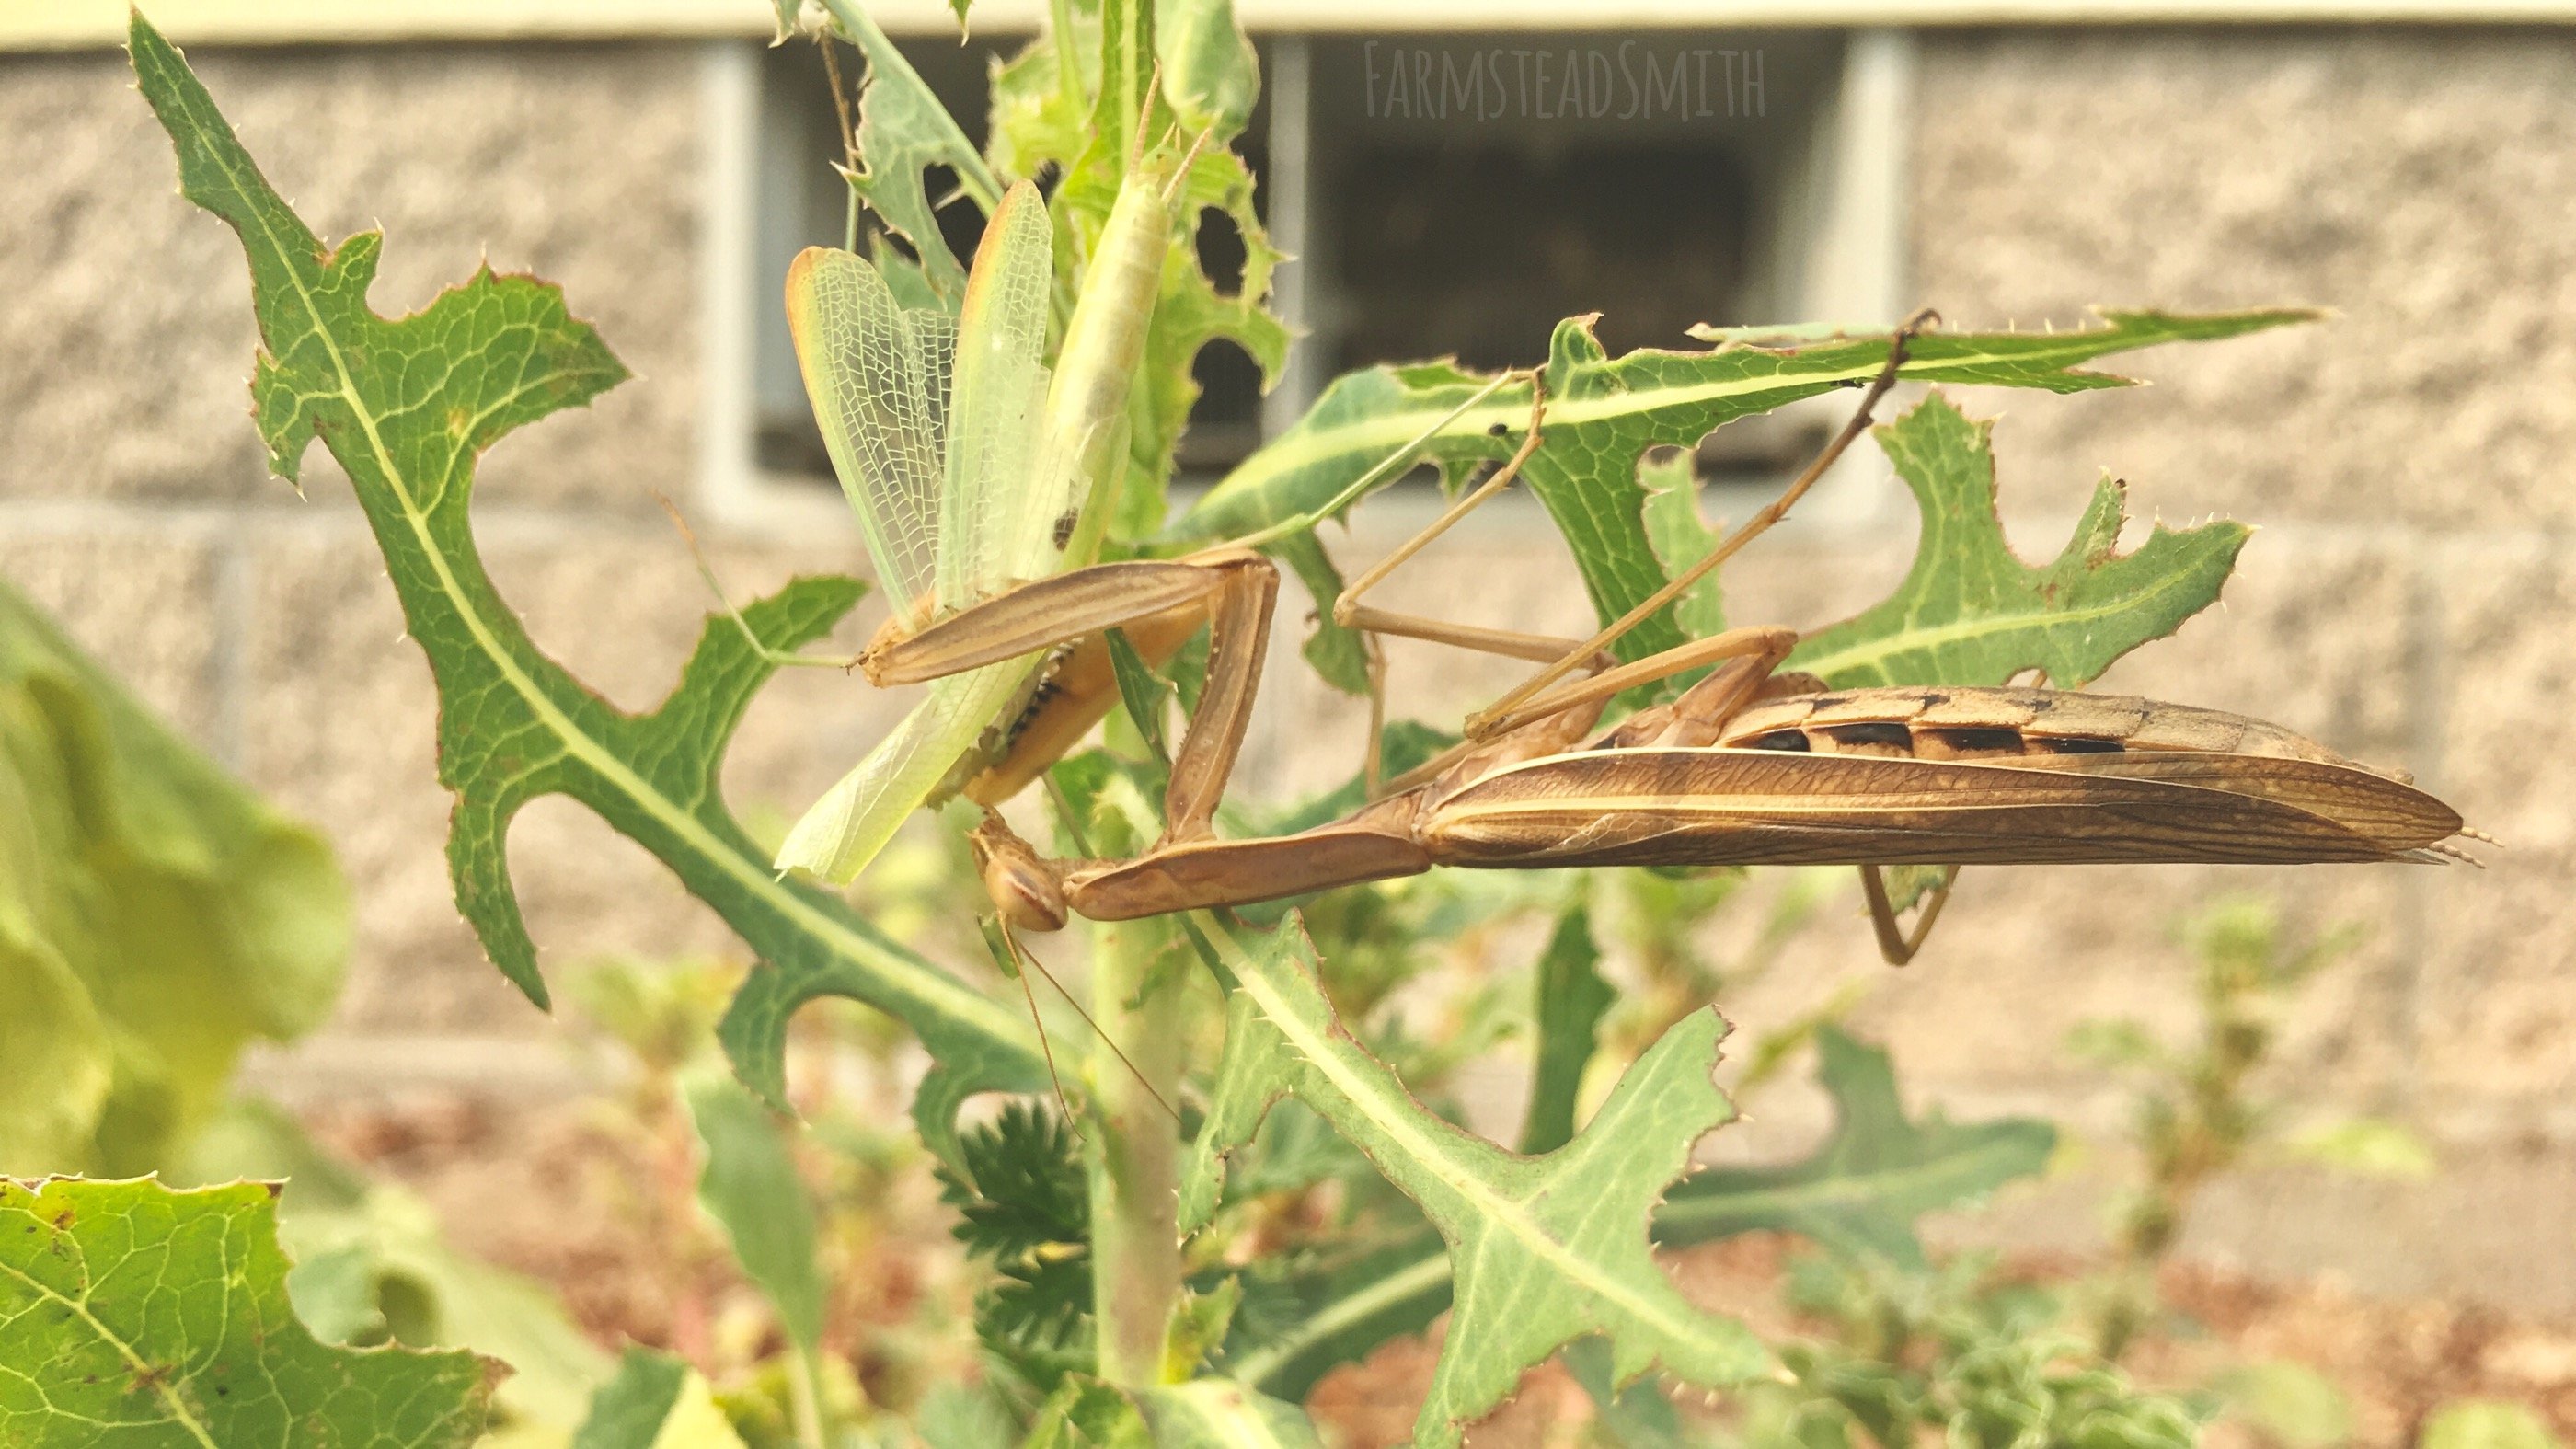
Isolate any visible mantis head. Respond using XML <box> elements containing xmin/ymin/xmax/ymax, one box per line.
<box><xmin>971</xmin><ymin>811</ymin><xmax>1068</xmax><ymax>933</ymax></box>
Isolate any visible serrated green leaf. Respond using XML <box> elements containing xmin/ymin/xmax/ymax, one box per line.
<box><xmin>1178</xmin><ymin>915</ymin><xmax>1765</xmax><ymax>1446</ymax></box>
<box><xmin>1637</xmin><ymin>449</ymin><xmax>1727</xmax><ymax>644</ymax></box>
<box><xmin>0</xmin><ymin>575</ymin><xmax>351</xmax><ymax>1177</ymax></box>
<box><xmin>820</xmin><ymin>0</ymin><xmax>1004</xmax><ymax>299</ymax></box>
<box><xmin>1789</xmin><ymin>395</ymin><xmax>2250</xmax><ymax>688</ymax></box>
<box><xmin>1519</xmin><ymin>903</ymin><xmax>1612</xmax><ymax>1156</ymax></box>
<box><xmin>131</xmin><ymin>14</ymin><xmax>1049</xmax><ymax>1163</ymax></box>
<box><xmin>944</xmin><ymin>1101</ymin><xmax>1089</xmax><ymax>1260</ymax></box>
<box><xmin>684</xmin><ymin>1068</ymin><xmax>826</xmax><ymax>1352</ymax></box>
<box><xmin>0</xmin><ymin>1178</ymin><xmax>496</xmax><ymax>1446</ymax></box>
<box><xmin>1221</xmin><ymin>1026</ymin><xmax>2053</xmax><ymax>1401</ymax></box>
<box><xmin>941</xmin><ymin>1102</ymin><xmax>1095</xmax><ymax>1361</ymax></box>
<box><xmin>1658</xmin><ymin>1028</ymin><xmax>2054</xmax><ymax>1266</ymax></box>
<box><xmin>1178</xmin><ymin>311</ymin><xmax>2308</xmax><ymax>687</ymax></box>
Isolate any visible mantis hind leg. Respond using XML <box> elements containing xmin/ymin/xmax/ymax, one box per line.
<box><xmin>1859</xmin><ymin>863</ymin><xmax>1961</xmax><ymax>966</ymax></box>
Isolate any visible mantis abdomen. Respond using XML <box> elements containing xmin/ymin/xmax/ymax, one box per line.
<box><xmin>1052</xmin><ymin>686</ymin><xmax>2468</xmax><ymax>923</ymax></box>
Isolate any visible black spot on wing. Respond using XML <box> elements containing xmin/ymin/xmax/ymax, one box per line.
<box><xmin>1820</xmin><ymin>721</ymin><xmax>1913</xmax><ymax>751</ymax></box>
<box><xmin>2039</xmin><ymin>736</ymin><xmax>2124</xmax><ymax>754</ymax></box>
<box><xmin>1926</xmin><ymin>726</ymin><xmax>2024</xmax><ymax>754</ymax></box>
<box><xmin>1744</xmin><ymin>729</ymin><xmax>1811</xmax><ymax>753</ymax></box>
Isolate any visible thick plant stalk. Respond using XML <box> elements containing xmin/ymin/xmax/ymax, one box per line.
<box><xmin>1087</xmin><ymin>914</ymin><xmax>1188</xmax><ymax>1385</ymax></box>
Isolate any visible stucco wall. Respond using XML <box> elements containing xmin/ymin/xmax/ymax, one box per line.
<box><xmin>1889</xmin><ymin>26</ymin><xmax>2576</xmax><ymax>1305</ymax></box>
<box><xmin>3</xmin><ymin>28</ymin><xmax>2572</xmax><ymax>1307</ymax></box>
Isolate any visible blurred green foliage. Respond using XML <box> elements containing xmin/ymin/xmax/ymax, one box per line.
<box><xmin>0</xmin><ymin>572</ymin><xmax>349</xmax><ymax>1174</ymax></box>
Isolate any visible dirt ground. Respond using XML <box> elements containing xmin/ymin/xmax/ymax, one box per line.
<box><xmin>306</xmin><ymin>1088</ymin><xmax>2576</xmax><ymax>1446</ymax></box>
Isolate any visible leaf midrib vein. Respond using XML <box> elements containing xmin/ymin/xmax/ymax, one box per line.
<box><xmin>1213</xmin><ymin>339</ymin><xmax>2144</xmax><ymax>508</ymax></box>
<box><xmin>1221</xmin><ymin>927</ymin><xmax>1705</xmax><ymax>1348</ymax></box>
<box><xmin>187</xmin><ymin>115</ymin><xmax>1035</xmax><ymax>1063</ymax></box>
<box><xmin>1792</xmin><ymin>561</ymin><xmax>2222</xmax><ymax>682</ymax></box>
<box><xmin>0</xmin><ymin>1255</ymin><xmax>218</xmax><ymax>1449</ymax></box>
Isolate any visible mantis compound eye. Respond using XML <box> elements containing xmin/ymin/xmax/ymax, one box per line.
<box><xmin>971</xmin><ymin>812</ymin><xmax>1068</xmax><ymax>933</ymax></box>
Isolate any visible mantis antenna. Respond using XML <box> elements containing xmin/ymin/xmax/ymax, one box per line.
<box><xmin>982</xmin><ymin>909</ymin><xmax>1182</xmax><ymax>1130</ymax></box>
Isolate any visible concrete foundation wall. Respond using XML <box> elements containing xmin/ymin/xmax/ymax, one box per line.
<box><xmin>4</xmin><ymin>29</ymin><xmax>2570</xmax><ymax>1308</ymax></box>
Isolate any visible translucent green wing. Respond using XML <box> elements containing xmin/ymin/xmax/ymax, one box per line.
<box><xmin>942</xmin><ymin>181</ymin><xmax>1061</xmax><ymax>607</ymax></box>
<box><xmin>785</xmin><ymin>246</ymin><xmax>953</xmax><ymax>633</ymax></box>
<box><xmin>775</xmin><ymin>664</ymin><xmax>1035</xmax><ymax>882</ymax></box>
<box><xmin>776</xmin><ymin>183</ymin><xmax>1060</xmax><ymax>884</ymax></box>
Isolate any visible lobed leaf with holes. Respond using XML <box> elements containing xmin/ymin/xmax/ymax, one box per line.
<box><xmin>1790</xmin><ymin>392</ymin><xmax>2248</xmax><ymax>689</ymax></box>
<box><xmin>1178</xmin><ymin>310</ymin><xmax>2308</xmax><ymax>693</ymax></box>
<box><xmin>1204</xmin><ymin>1016</ymin><xmax>2055</xmax><ymax>1404</ymax></box>
<box><xmin>131</xmin><ymin>15</ymin><xmax>1047</xmax><ymax>1167</ymax></box>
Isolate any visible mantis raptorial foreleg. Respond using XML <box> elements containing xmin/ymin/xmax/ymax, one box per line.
<box><xmin>875</xmin><ymin>547</ymin><xmax>1278</xmax><ymax>844</ymax></box>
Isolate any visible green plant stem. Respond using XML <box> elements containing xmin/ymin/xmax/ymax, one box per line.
<box><xmin>1086</xmin><ymin>914</ymin><xmax>1187</xmax><ymax>1386</ymax></box>
<box><xmin>789</xmin><ymin>1341</ymin><xmax>827</xmax><ymax>1449</ymax></box>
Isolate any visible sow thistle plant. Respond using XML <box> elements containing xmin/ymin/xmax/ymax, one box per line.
<box><xmin>17</xmin><ymin>0</ymin><xmax>2428</xmax><ymax>1441</ymax></box>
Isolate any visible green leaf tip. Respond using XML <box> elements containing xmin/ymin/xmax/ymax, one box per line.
<box><xmin>132</xmin><ymin>14</ymin><xmax>1048</xmax><ymax>1158</ymax></box>
<box><xmin>1791</xmin><ymin>391</ymin><xmax>2251</xmax><ymax>689</ymax></box>
<box><xmin>130</xmin><ymin>10</ymin><xmax>627</xmax><ymax>491</ymax></box>
<box><xmin>0</xmin><ymin>1177</ymin><xmax>499</xmax><ymax>1446</ymax></box>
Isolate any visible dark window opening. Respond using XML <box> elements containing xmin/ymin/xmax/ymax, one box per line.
<box><xmin>753</xmin><ymin>35</ymin><xmax>1275</xmax><ymax>480</ymax></box>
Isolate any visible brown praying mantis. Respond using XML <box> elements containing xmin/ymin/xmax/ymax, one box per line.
<box><xmin>949</xmin><ymin>316</ymin><xmax>2478</xmax><ymax>964</ymax></box>
<box><xmin>747</xmin><ymin>127</ymin><xmax>2472</xmax><ymax>998</ymax></box>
